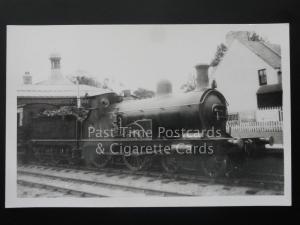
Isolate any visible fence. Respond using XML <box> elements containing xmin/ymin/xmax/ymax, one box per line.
<box><xmin>228</xmin><ymin>107</ymin><xmax>283</xmax><ymax>122</ymax></box>
<box><xmin>226</xmin><ymin>121</ymin><xmax>283</xmax><ymax>132</ymax></box>
<box><xmin>226</xmin><ymin>120</ymin><xmax>283</xmax><ymax>144</ymax></box>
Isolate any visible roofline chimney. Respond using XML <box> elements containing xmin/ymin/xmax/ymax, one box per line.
<box><xmin>23</xmin><ymin>71</ymin><xmax>32</xmax><ymax>85</ymax></box>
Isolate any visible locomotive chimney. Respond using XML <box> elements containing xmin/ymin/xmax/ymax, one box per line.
<box><xmin>156</xmin><ymin>79</ymin><xmax>172</xmax><ymax>96</ymax></box>
<box><xmin>195</xmin><ymin>64</ymin><xmax>209</xmax><ymax>90</ymax></box>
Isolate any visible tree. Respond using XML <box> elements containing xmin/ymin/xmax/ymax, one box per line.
<box><xmin>210</xmin><ymin>43</ymin><xmax>228</xmax><ymax>67</ymax></box>
<box><xmin>133</xmin><ymin>88</ymin><xmax>155</xmax><ymax>99</ymax></box>
<box><xmin>71</xmin><ymin>75</ymin><xmax>102</xmax><ymax>87</ymax></box>
<box><xmin>69</xmin><ymin>70</ymin><xmax>114</xmax><ymax>90</ymax></box>
<box><xmin>69</xmin><ymin>70</ymin><xmax>102</xmax><ymax>87</ymax></box>
<box><xmin>247</xmin><ymin>32</ymin><xmax>267</xmax><ymax>42</ymax></box>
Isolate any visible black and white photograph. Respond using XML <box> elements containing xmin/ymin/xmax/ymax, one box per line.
<box><xmin>5</xmin><ymin>24</ymin><xmax>291</xmax><ymax>207</ymax></box>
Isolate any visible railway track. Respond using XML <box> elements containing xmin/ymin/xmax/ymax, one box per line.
<box><xmin>18</xmin><ymin>167</ymin><xmax>189</xmax><ymax>197</ymax></box>
<box><xmin>37</xmin><ymin>159</ymin><xmax>284</xmax><ymax>190</ymax></box>
<box><xmin>17</xmin><ymin>164</ymin><xmax>283</xmax><ymax>197</ymax></box>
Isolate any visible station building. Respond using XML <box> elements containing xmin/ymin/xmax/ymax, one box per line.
<box><xmin>17</xmin><ymin>53</ymin><xmax>111</xmax><ymax>126</ymax></box>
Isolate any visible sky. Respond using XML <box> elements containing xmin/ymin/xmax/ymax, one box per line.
<box><xmin>7</xmin><ymin>24</ymin><xmax>288</xmax><ymax>92</ymax></box>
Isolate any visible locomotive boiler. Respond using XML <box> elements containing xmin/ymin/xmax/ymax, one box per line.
<box><xmin>18</xmin><ymin>64</ymin><xmax>273</xmax><ymax>177</ymax></box>
<box><xmin>116</xmin><ymin>86</ymin><xmax>228</xmax><ymax>137</ymax></box>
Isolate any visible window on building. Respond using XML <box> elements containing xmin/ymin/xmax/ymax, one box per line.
<box><xmin>258</xmin><ymin>69</ymin><xmax>267</xmax><ymax>85</ymax></box>
<box><xmin>277</xmin><ymin>70</ymin><xmax>282</xmax><ymax>84</ymax></box>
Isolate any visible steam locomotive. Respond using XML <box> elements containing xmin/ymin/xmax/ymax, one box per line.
<box><xmin>17</xmin><ymin>65</ymin><xmax>273</xmax><ymax>177</ymax></box>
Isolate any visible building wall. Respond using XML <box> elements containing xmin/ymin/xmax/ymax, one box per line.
<box><xmin>212</xmin><ymin>40</ymin><xmax>278</xmax><ymax>112</ymax></box>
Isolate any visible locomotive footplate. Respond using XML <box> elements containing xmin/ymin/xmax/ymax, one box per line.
<box><xmin>80</xmin><ymin>136</ymin><xmax>273</xmax><ymax>155</ymax></box>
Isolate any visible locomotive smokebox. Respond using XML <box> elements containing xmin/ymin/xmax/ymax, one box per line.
<box><xmin>195</xmin><ymin>64</ymin><xmax>209</xmax><ymax>90</ymax></box>
<box><xmin>156</xmin><ymin>79</ymin><xmax>172</xmax><ymax>96</ymax></box>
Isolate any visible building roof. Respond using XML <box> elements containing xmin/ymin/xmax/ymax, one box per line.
<box><xmin>256</xmin><ymin>83</ymin><xmax>282</xmax><ymax>95</ymax></box>
<box><xmin>17</xmin><ymin>84</ymin><xmax>113</xmax><ymax>98</ymax></box>
<box><xmin>18</xmin><ymin>53</ymin><xmax>115</xmax><ymax>98</ymax></box>
<box><xmin>35</xmin><ymin>68</ymin><xmax>74</xmax><ymax>85</ymax></box>
<box><xmin>35</xmin><ymin>76</ymin><xmax>74</xmax><ymax>85</ymax></box>
<box><xmin>238</xmin><ymin>39</ymin><xmax>281</xmax><ymax>69</ymax></box>
<box><xmin>226</xmin><ymin>31</ymin><xmax>281</xmax><ymax>69</ymax></box>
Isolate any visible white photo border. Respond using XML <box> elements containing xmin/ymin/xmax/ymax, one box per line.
<box><xmin>5</xmin><ymin>24</ymin><xmax>292</xmax><ymax>207</ymax></box>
